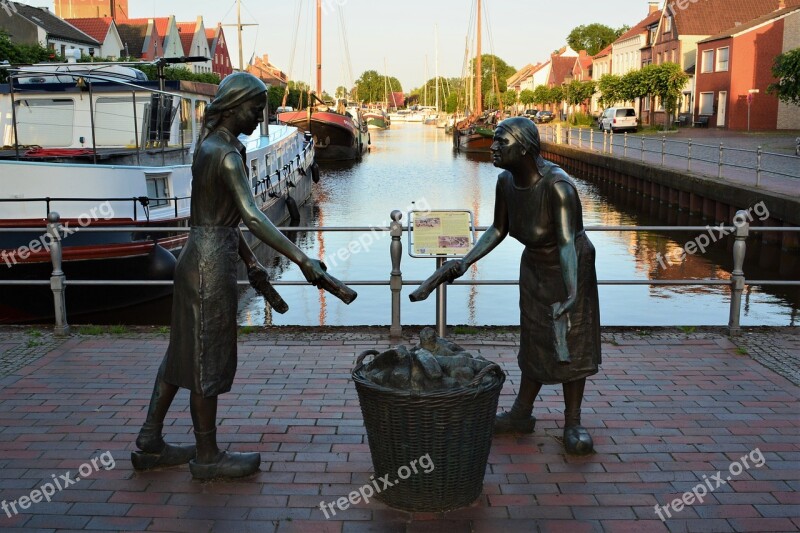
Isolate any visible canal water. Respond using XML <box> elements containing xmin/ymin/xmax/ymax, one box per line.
<box><xmin>237</xmin><ymin>123</ymin><xmax>799</xmax><ymax>328</ymax></box>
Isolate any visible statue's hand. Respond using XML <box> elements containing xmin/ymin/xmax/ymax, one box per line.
<box><xmin>552</xmin><ymin>296</ymin><xmax>576</xmax><ymax>320</ymax></box>
<box><xmin>443</xmin><ymin>259</ymin><xmax>469</xmax><ymax>283</ymax></box>
<box><xmin>300</xmin><ymin>257</ymin><xmax>327</xmax><ymax>286</ymax></box>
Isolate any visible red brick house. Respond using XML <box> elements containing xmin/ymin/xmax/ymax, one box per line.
<box><xmin>247</xmin><ymin>54</ymin><xmax>288</xmax><ymax>88</ymax></box>
<box><xmin>694</xmin><ymin>5</ymin><xmax>800</xmax><ymax>130</ymax></box>
<box><xmin>646</xmin><ymin>0</ymin><xmax>799</xmax><ymax>126</ymax></box>
<box><xmin>206</xmin><ymin>24</ymin><xmax>233</xmax><ymax>79</ymax></box>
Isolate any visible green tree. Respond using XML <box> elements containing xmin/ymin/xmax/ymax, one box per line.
<box><xmin>469</xmin><ymin>54</ymin><xmax>516</xmax><ymax>98</ymax></box>
<box><xmin>565</xmin><ymin>80</ymin><xmax>596</xmax><ymax>122</ymax></box>
<box><xmin>649</xmin><ymin>62</ymin><xmax>689</xmax><ymax>127</ymax></box>
<box><xmin>0</xmin><ymin>29</ymin><xmax>60</xmax><ymax>82</ymax></box>
<box><xmin>566</xmin><ymin>23</ymin><xmax>630</xmax><ymax>56</ymax></box>
<box><xmin>548</xmin><ymin>85</ymin><xmax>564</xmax><ymax>107</ymax></box>
<box><xmin>502</xmin><ymin>90</ymin><xmax>518</xmax><ymax>109</ymax></box>
<box><xmin>445</xmin><ymin>92</ymin><xmax>459</xmax><ymax>113</ymax></box>
<box><xmin>532</xmin><ymin>85</ymin><xmax>551</xmax><ymax>107</ymax></box>
<box><xmin>353</xmin><ymin>70</ymin><xmax>402</xmax><ymax>104</ymax></box>
<box><xmin>335</xmin><ymin>85</ymin><xmax>348</xmax><ymax>98</ymax></box>
<box><xmin>768</xmin><ymin>48</ymin><xmax>800</xmax><ymax>105</ymax></box>
<box><xmin>597</xmin><ymin>74</ymin><xmax>623</xmax><ymax>108</ymax></box>
<box><xmin>519</xmin><ymin>89</ymin><xmax>536</xmax><ymax>108</ymax></box>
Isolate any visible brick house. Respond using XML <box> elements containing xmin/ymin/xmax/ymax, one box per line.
<box><xmin>247</xmin><ymin>54</ymin><xmax>288</xmax><ymax>88</ymax></box>
<box><xmin>645</xmin><ymin>0</ymin><xmax>799</xmax><ymax>126</ymax></box>
<box><xmin>54</xmin><ymin>0</ymin><xmax>128</xmax><ymax>21</ymax></box>
<box><xmin>694</xmin><ymin>5</ymin><xmax>800</xmax><ymax>130</ymax></box>
<box><xmin>206</xmin><ymin>24</ymin><xmax>233</xmax><ymax>79</ymax></box>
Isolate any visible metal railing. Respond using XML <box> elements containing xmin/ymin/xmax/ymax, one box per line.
<box><xmin>0</xmin><ymin>210</ymin><xmax>798</xmax><ymax>337</ymax></box>
<box><xmin>540</xmin><ymin>124</ymin><xmax>800</xmax><ymax>187</ymax></box>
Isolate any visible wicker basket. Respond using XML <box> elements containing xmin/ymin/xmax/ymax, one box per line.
<box><xmin>352</xmin><ymin>349</ymin><xmax>505</xmax><ymax>512</ymax></box>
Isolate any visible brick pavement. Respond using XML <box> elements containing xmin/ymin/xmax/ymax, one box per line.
<box><xmin>0</xmin><ymin>326</ymin><xmax>798</xmax><ymax>533</ymax></box>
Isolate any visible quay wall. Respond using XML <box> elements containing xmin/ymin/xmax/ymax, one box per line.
<box><xmin>541</xmin><ymin>142</ymin><xmax>800</xmax><ymax>251</ymax></box>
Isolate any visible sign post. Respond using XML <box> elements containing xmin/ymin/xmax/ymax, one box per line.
<box><xmin>408</xmin><ymin>210</ymin><xmax>475</xmax><ymax>337</ymax></box>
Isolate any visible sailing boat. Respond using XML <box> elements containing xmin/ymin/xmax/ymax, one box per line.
<box><xmin>364</xmin><ymin>59</ymin><xmax>391</xmax><ymax>130</ymax></box>
<box><xmin>454</xmin><ymin>0</ymin><xmax>494</xmax><ymax>153</ymax></box>
<box><xmin>277</xmin><ymin>0</ymin><xmax>369</xmax><ymax>161</ymax></box>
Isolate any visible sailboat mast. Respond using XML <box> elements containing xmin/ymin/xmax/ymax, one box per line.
<box><xmin>316</xmin><ymin>0</ymin><xmax>323</xmax><ymax>96</ymax></box>
<box><xmin>476</xmin><ymin>0</ymin><xmax>482</xmax><ymax>115</ymax></box>
<box><xmin>435</xmin><ymin>25</ymin><xmax>440</xmax><ymax>111</ymax></box>
<box><xmin>237</xmin><ymin>0</ymin><xmax>244</xmax><ymax>71</ymax></box>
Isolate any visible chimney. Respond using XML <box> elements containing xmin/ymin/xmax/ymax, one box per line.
<box><xmin>110</xmin><ymin>0</ymin><xmax>116</xmax><ymax>21</ymax></box>
<box><xmin>778</xmin><ymin>0</ymin><xmax>786</xmax><ymax>9</ymax></box>
<box><xmin>648</xmin><ymin>1</ymin><xmax>660</xmax><ymax>14</ymax></box>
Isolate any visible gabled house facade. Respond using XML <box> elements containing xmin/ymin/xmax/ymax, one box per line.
<box><xmin>125</xmin><ymin>16</ymin><xmax>182</xmax><ymax>59</ymax></box>
<box><xmin>177</xmin><ymin>18</ymin><xmax>212</xmax><ymax>74</ymax></box>
<box><xmin>206</xmin><ymin>24</ymin><xmax>233</xmax><ymax>79</ymax></box>
<box><xmin>116</xmin><ymin>19</ymin><xmax>159</xmax><ymax>60</ymax></box>
<box><xmin>506</xmin><ymin>63</ymin><xmax>538</xmax><ymax>96</ymax></box>
<box><xmin>694</xmin><ymin>6</ymin><xmax>800</xmax><ymax>130</ymax></box>
<box><xmin>0</xmin><ymin>2</ymin><xmax>99</xmax><ymax>58</ymax></box>
<box><xmin>248</xmin><ymin>54</ymin><xmax>288</xmax><ymax>88</ymax></box>
<box><xmin>65</xmin><ymin>17</ymin><xmax>124</xmax><ymax>59</ymax></box>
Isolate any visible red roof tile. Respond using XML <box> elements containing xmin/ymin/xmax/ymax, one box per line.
<box><xmin>594</xmin><ymin>44</ymin><xmax>612</xmax><ymax>59</ymax></box>
<box><xmin>614</xmin><ymin>11</ymin><xmax>662</xmax><ymax>44</ymax></box>
<box><xmin>549</xmin><ymin>55</ymin><xmax>576</xmax><ymax>85</ymax></box>
<box><xmin>65</xmin><ymin>17</ymin><xmax>112</xmax><ymax>42</ymax></box>
<box><xmin>670</xmin><ymin>0</ymin><xmax>800</xmax><ymax>35</ymax></box>
<box><xmin>125</xmin><ymin>17</ymin><xmax>170</xmax><ymax>37</ymax></box>
<box><xmin>698</xmin><ymin>4</ymin><xmax>800</xmax><ymax>43</ymax></box>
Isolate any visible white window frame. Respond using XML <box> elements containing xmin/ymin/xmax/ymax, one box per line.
<box><xmin>716</xmin><ymin>47</ymin><xmax>729</xmax><ymax>72</ymax></box>
<box><xmin>664</xmin><ymin>16</ymin><xmax>672</xmax><ymax>33</ymax></box>
<box><xmin>701</xmin><ymin>49</ymin><xmax>714</xmax><ymax>73</ymax></box>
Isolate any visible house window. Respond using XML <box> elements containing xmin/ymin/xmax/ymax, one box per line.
<box><xmin>716</xmin><ymin>47</ymin><xmax>729</xmax><ymax>71</ymax></box>
<box><xmin>699</xmin><ymin>92</ymin><xmax>714</xmax><ymax>115</ymax></box>
<box><xmin>146</xmin><ymin>174</ymin><xmax>171</xmax><ymax>207</ymax></box>
<box><xmin>644</xmin><ymin>97</ymin><xmax>650</xmax><ymax>111</ymax></box>
<box><xmin>702</xmin><ymin>49</ymin><xmax>714</xmax><ymax>73</ymax></box>
<box><xmin>664</xmin><ymin>16</ymin><xmax>672</xmax><ymax>33</ymax></box>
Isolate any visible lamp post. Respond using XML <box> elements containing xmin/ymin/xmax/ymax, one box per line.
<box><xmin>747</xmin><ymin>89</ymin><xmax>759</xmax><ymax>132</ymax></box>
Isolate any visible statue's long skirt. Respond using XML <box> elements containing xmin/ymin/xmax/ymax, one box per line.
<box><xmin>518</xmin><ymin>233</ymin><xmax>601</xmax><ymax>384</ymax></box>
<box><xmin>163</xmin><ymin>226</ymin><xmax>239</xmax><ymax>397</ymax></box>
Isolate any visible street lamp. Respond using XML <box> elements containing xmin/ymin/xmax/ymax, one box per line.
<box><xmin>747</xmin><ymin>89</ymin><xmax>759</xmax><ymax>132</ymax></box>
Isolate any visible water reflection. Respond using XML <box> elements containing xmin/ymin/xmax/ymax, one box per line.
<box><xmin>236</xmin><ymin>123</ymin><xmax>799</xmax><ymax>327</ymax></box>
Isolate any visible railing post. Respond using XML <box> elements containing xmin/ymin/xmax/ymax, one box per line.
<box><xmin>661</xmin><ymin>136</ymin><xmax>666</xmax><ymax>166</ymax></box>
<box><xmin>718</xmin><ymin>143</ymin><xmax>724</xmax><ymax>179</ymax></box>
<box><xmin>435</xmin><ymin>256</ymin><xmax>447</xmax><ymax>338</ymax></box>
<box><xmin>609</xmin><ymin>130</ymin><xmax>614</xmax><ymax>155</ymax></box>
<box><xmin>590</xmin><ymin>128</ymin><xmax>594</xmax><ymax>151</ymax></box>
<box><xmin>687</xmin><ymin>138</ymin><xmax>692</xmax><ymax>172</ymax></box>
<box><xmin>756</xmin><ymin>146</ymin><xmax>762</xmax><ymax>187</ymax></box>
<box><xmin>728</xmin><ymin>211</ymin><xmax>749</xmax><ymax>336</ymax></box>
<box><xmin>623</xmin><ymin>132</ymin><xmax>628</xmax><ymax>158</ymax></box>
<box><xmin>389</xmin><ymin>210</ymin><xmax>403</xmax><ymax>338</ymax></box>
<box><xmin>578</xmin><ymin>127</ymin><xmax>582</xmax><ymax>149</ymax></box>
<box><xmin>641</xmin><ymin>137</ymin><xmax>645</xmax><ymax>162</ymax></box>
<box><xmin>47</xmin><ymin>212</ymin><xmax>70</xmax><ymax>337</ymax></box>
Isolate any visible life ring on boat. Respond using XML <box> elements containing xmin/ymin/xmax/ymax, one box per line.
<box><xmin>311</xmin><ymin>162</ymin><xmax>320</xmax><ymax>183</ymax></box>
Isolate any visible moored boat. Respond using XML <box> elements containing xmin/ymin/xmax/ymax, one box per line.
<box><xmin>278</xmin><ymin>103</ymin><xmax>369</xmax><ymax>161</ymax></box>
<box><xmin>364</xmin><ymin>108</ymin><xmax>390</xmax><ymax>130</ymax></box>
<box><xmin>0</xmin><ymin>62</ymin><xmax>317</xmax><ymax>323</ymax></box>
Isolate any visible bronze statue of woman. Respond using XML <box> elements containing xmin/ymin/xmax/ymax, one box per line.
<box><xmin>445</xmin><ymin>117</ymin><xmax>601</xmax><ymax>455</ymax></box>
<box><xmin>131</xmin><ymin>73</ymin><xmax>330</xmax><ymax>479</ymax></box>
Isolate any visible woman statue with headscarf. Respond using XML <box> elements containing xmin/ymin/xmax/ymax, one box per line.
<box><xmin>131</xmin><ymin>73</ymin><xmax>331</xmax><ymax>479</ymax></box>
<box><xmin>443</xmin><ymin>117</ymin><xmax>601</xmax><ymax>455</ymax></box>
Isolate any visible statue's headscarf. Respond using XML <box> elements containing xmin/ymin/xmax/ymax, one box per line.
<box><xmin>195</xmin><ymin>72</ymin><xmax>267</xmax><ymax>158</ymax></box>
<box><xmin>496</xmin><ymin>116</ymin><xmax>546</xmax><ymax>172</ymax></box>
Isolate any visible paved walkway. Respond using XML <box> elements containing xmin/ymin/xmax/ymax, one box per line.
<box><xmin>0</xmin><ymin>326</ymin><xmax>798</xmax><ymax>533</ymax></box>
<box><xmin>542</xmin><ymin>127</ymin><xmax>800</xmax><ymax>199</ymax></box>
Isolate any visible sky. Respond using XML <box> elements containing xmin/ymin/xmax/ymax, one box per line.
<box><xmin>29</xmin><ymin>0</ymin><xmax>655</xmax><ymax>92</ymax></box>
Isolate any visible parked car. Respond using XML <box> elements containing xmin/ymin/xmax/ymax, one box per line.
<box><xmin>524</xmin><ymin>109</ymin><xmax>539</xmax><ymax>119</ymax></box>
<box><xmin>534</xmin><ymin>110</ymin><xmax>554</xmax><ymax>124</ymax></box>
<box><xmin>599</xmin><ymin>107</ymin><xmax>638</xmax><ymax>133</ymax></box>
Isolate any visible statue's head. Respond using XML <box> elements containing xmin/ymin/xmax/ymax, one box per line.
<box><xmin>207</xmin><ymin>72</ymin><xmax>268</xmax><ymax>117</ymax></box>
<box><xmin>492</xmin><ymin>116</ymin><xmax>545</xmax><ymax>172</ymax></box>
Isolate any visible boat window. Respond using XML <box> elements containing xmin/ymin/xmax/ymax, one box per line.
<box><xmin>14</xmin><ymin>98</ymin><xmax>74</xmax><ymax>147</ymax></box>
<box><xmin>145</xmin><ymin>174</ymin><xmax>171</xmax><ymax>207</ymax></box>
<box><xmin>95</xmin><ymin>97</ymin><xmax>148</xmax><ymax>147</ymax></box>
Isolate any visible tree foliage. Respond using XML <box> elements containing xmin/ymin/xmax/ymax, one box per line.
<box><xmin>133</xmin><ymin>64</ymin><xmax>220</xmax><ymax>84</ymax></box>
<box><xmin>566</xmin><ymin>23</ymin><xmax>629</xmax><ymax>56</ymax></box>
<box><xmin>469</xmin><ymin>54</ymin><xmax>516</xmax><ymax>97</ymax></box>
<box><xmin>353</xmin><ymin>70</ymin><xmax>402</xmax><ymax>104</ymax></box>
<box><xmin>597</xmin><ymin>74</ymin><xmax>622</xmax><ymax>107</ymax></box>
<box><xmin>768</xmin><ymin>48</ymin><xmax>800</xmax><ymax>106</ymax></box>
<box><xmin>0</xmin><ymin>30</ymin><xmax>60</xmax><ymax>82</ymax></box>
<box><xmin>519</xmin><ymin>89</ymin><xmax>536</xmax><ymax>106</ymax></box>
<box><xmin>565</xmin><ymin>80</ymin><xmax>596</xmax><ymax>107</ymax></box>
